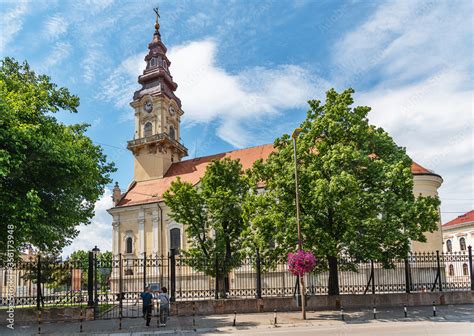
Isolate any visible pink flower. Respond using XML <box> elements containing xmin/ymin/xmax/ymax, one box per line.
<box><xmin>287</xmin><ymin>250</ymin><xmax>316</xmax><ymax>276</ymax></box>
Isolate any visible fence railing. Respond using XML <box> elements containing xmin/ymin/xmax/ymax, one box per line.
<box><xmin>1</xmin><ymin>247</ymin><xmax>473</xmax><ymax>320</ymax></box>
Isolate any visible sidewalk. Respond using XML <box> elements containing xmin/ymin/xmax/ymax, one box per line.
<box><xmin>5</xmin><ymin>304</ymin><xmax>474</xmax><ymax>335</ymax></box>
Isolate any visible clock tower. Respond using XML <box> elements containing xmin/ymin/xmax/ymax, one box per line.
<box><xmin>127</xmin><ymin>9</ymin><xmax>188</xmax><ymax>181</ymax></box>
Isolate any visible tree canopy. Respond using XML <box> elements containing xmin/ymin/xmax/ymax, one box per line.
<box><xmin>248</xmin><ymin>88</ymin><xmax>441</xmax><ymax>294</ymax></box>
<box><xmin>0</xmin><ymin>57</ymin><xmax>115</xmax><ymax>256</ymax></box>
<box><xmin>163</xmin><ymin>158</ymin><xmax>249</xmax><ymax>296</ymax></box>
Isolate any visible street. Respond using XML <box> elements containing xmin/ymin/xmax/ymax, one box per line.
<box><xmin>200</xmin><ymin>321</ymin><xmax>473</xmax><ymax>336</ymax></box>
<box><xmin>4</xmin><ymin>304</ymin><xmax>473</xmax><ymax>335</ymax></box>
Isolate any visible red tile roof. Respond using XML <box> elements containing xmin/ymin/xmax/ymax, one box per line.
<box><xmin>443</xmin><ymin>210</ymin><xmax>474</xmax><ymax>228</ymax></box>
<box><xmin>117</xmin><ymin>144</ymin><xmax>274</xmax><ymax>207</ymax></box>
<box><xmin>411</xmin><ymin>161</ymin><xmax>437</xmax><ymax>175</ymax></box>
<box><xmin>116</xmin><ymin>143</ymin><xmax>439</xmax><ymax>207</ymax></box>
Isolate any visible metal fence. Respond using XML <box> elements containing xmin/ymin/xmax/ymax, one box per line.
<box><xmin>1</xmin><ymin>248</ymin><xmax>473</xmax><ymax>320</ymax></box>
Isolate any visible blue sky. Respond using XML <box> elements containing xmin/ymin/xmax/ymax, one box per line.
<box><xmin>1</xmin><ymin>0</ymin><xmax>472</xmax><ymax>255</ymax></box>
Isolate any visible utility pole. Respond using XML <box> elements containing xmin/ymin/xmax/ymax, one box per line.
<box><xmin>292</xmin><ymin>127</ymin><xmax>306</xmax><ymax>320</ymax></box>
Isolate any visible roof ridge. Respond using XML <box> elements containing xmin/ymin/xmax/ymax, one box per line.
<box><xmin>443</xmin><ymin>209</ymin><xmax>474</xmax><ymax>227</ymax></box>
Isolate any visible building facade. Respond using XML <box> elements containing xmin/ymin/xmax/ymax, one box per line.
<box><xmin>107</xmin><ymin>14</ymin><xmax>445</xmax><ymax>264</ymax></box>
<box><xmin>442</xmin><ymin>210</ymin><xmax>473</xmax><ymax>280</ymax></box>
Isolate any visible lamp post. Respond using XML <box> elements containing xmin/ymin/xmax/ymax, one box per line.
<box><xmin>92</xmin><ymin>246</ymin><xmax>100</xmax><ymax>318</ymax></box>
<box><xmin>292</xmin><ymin>127</ymin><xmax>306</xmax><ymax>320</ymax></box>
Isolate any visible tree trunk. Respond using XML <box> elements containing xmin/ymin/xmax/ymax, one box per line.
<box><xmin>217</xmin><ymin>273</ymin><xmax>227</xmax><ymax>298</ymax></box>
<box><xmin>327</xmin><ymin>256</ymin><xmax>339</xmax><ymax>295</ymax></box>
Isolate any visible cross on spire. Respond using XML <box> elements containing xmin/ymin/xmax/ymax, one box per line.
<box><xmin>153</xmin><ymin>6</ymin><xmax>160</xmax><ymax>31</ymax></box>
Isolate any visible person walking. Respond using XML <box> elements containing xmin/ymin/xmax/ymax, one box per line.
<box><xmin>158</xmin><ymin>287</ymin><xmax>170</xmax><ymax>327</ymax></box>
<box><xmin>140</xmin><ymin>286</ymin><xmax>154</xmax><ymax>327</ymax></box>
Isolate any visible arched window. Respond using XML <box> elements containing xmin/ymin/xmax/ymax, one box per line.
<box><xmin>170</xmin><ymin>228</ymin><xmax>181</xmax><ymax>253</ymax></box>
<box><xmin>459</xmin><ymin>237</ymin><xmax>466</xmax><ymax>251</ymax></box>
<box><xmin>125</xmin><ymin>237</ymin><xmax>133</xmax><ymax>254</ymax></box>
<box><xmin>125</xmin><ymin>269</ymin><xmax>133</xmax><ymax>276</ymax></box>
<box><xmin>448</xmin><ymin>264</ymin><xmax>454</xmax><ymax>276</ymax></box>
<box><xmin>463</xmin><ymin>263</ymin><xmax>469</xmax><ymax>276</ymax></box>
<box><xmin>144</xmin><ymin>122</ymin><xmax>152</xmax><ymax>137</ymax></box>
<box><xmin>446</xmin><ymin>239</ymin><xmax>452</xmax><ymax>253</ymax></box>
<box><xmin>169</xmin><ymin>125</ymin><xmax>175</xmax><ymax>140</ymax></box>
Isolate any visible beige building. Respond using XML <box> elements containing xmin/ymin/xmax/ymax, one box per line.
<box><xmin>442</xmin><ymin>210</ymin><xmax>473</xmax><ymax>280</ymax></box>
<box><xmin>107</xmin><ymin>15</ymin><xmax>444</xmax><ymax>263</ymax></box>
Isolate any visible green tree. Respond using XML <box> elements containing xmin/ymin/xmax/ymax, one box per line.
<box><xmin>69</xmin><ymin>250</ymin><xmax>90</xmax><ymax>289</ymax></box>
<box><xmin>163</xmin><ymin>158</ymin><xmax>249</xmax><ymax>297</ymax></box>
<box><xmin>0</xmin><ymin>58</ymin><xmax>115</xmax><ymax>256</ymax></box>
<box><xmin>250</xmin><ymin>88</ymin><xmax>441</xmax><ymax>295</ymax></box>
<box><xmin>69</xmin><ymin>250</ymin><xmax>113</xmax><ymax>290</ymax></box>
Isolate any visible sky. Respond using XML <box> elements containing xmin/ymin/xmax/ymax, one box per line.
<box><xmin>1</xmin><ymin>0</ymin><xmax>472</xmax><ymax>257</ymax></box>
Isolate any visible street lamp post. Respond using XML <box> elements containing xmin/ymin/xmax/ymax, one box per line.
<box><xmin>292</xmin><ymin>128</ymin><xmax>306</xmax><ymax>320</ymax></box>
<box><xmin>92</xmin><ymin>246</ymin><xmax>100</xmax><ymax>318</ymax></box>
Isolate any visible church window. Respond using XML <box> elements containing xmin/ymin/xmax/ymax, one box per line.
<box><xmin>150</xmin><ymin>57</ymin><xmax>157</xmax><ymax>67</ymax></box>
<box><xmin>144</xmin><ymin>122</ymin><xmax>153</xmax><ymax>137</ymax></box>
<box><xmin>446</xmin><ymin>239</ymin><xmax>452</xmax><ymax>253</ymax></box>
<box><xmin>125</xmin><ymin>237</ymin><xmax>133</xmax><ymax>254</ymax></box>
<box><xmin>169</xmin><ymin>125</ymin><xmax>175</xmax><ymax>140</ymax></box>
<box><xmin>463</xmin><ymin>263</ymin><xmax>469</xmax><ymax>276</ymax></box>
<box><xmin>448</xmin><ymin>264</ymin><xmax>454</xmax><ymax>276</ymax></box>
<box><xmin>170</xmin><ymin>228</ymin><xmax>181</xmax><ymax>253</ymax></box>
<box><xmin>460</xmin><ymin>237</ymin><xmax>466</xmax><ymax>251</ymax></box>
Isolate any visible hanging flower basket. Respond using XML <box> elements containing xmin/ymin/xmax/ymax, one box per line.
<box><xmin>288</xmin><ymin>250</ymin><xmax>316</xmax><ymax>276</ymax></box>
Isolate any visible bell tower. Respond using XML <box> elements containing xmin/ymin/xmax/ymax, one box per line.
<box><xmin>127</xmin><ymin>8</ymin><xmax>188</xmax><ymax>181</ymax></box>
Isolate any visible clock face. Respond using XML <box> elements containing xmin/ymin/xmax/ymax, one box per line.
<box><xmin>169</xmin><ymin>105</ymin><xmax>176</xmax><ymax>116</ymax></box>
<box><xmin>144</xmin><ymin>101</ymin><xmax>153</xmax><ymax>113</ymax></box>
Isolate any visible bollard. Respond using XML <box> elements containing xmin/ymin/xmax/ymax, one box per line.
<box><xmin>233</xmin><ymin>311</ymin><xmax>237</xmax><ymax>327</ymax></box>
<box><xmin>80</xmin><ymin>308</ymin><xmax>83</xmax><ymax>333</ymax></box>
<box><xmin>37</xmin><ymin>309</ymin><xmax>41</xmax><ymax>335</ymax></box>
<box><xmin>432</xmin><ymin>301</ymin><xmax>436</xmax><ymax>317</ymax></box>
<box><xmin>193</xmin><ymin>301</ymin><xmax>196</xmax><ymax>327</ymax></box>
<box><xmin>404</xmin><ymin>305</ymin><xmax>407</xmax><ymax>318</ymax></box>
<box><xmin>373</xmin><ymin>306</ymin><xmax>377</xmax><ymax>319</ymax></box>
<box><xmin>341</xmin><ymin>306</ymin><xmax>345</xmax><ymax>321</ymax></box>
<box><xmin>274</xmin><ymin>309</ymin><xmax>277</xmax><ymax>326</ymax></box>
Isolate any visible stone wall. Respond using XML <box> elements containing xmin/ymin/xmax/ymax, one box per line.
<box><xmin>4</xmin><ymin>292</ymin><xmax>472</xmax><ymax>323</ymax></box>
<box><xmin>2</xmin><ymin>307</ymin><xmax>87</xmax><ymax>324</ymax></box>
<box><xmin>171</xmin><ymin>291</ymin><xmax>474</xmax><ymax>316</ymax></box>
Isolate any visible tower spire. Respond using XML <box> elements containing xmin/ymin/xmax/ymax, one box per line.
<box><xmin>127</xmin><ymin>6</ymin><xmax>188</xmax><ymax>181</ymax></box>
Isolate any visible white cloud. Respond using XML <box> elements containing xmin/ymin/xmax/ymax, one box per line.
<box><xmin>332</xmin><ymin>1</ymin><xmax>472</xmax><ymax>88</ymax></box>
<box><xmin>336</xmin><ymin>0</ymin><xmax>473</xmax><ymax>223</ymax></box>
<box><xmin>72</xmin><ymin>0</ymin><xmax>115</xmax><ymax>15</ymax></box>
<box><xmin>100</xmin><ymin>53</ymin><xmax>145</xmax><ymax>111</ymax></box>
<box><xmin>102</xmin><ymin>39</ymin><xmax>323</xmax><ymax>147</ymax></box>
<box><xmin>82</xmin><ymin>45</ymin><xmax>104</xmax><ymax>82</ymax></box>
<box><xmin>0</xmin><ymin>1</ymin><xmax>28</xmax><ymax>56</ymax></box>
<box><xmin>186</xmin><ymin>12</ymin><xmax>212</xmax><ymax>30</ymax></box>
<box><xmin>168</xmin><ymin>39</ymin><xmax>323</xmax><ymax>147</ymax></box>
<box><xmin>43</xmin><ymin>15</ymin><xmax>68</xmax><ymax>40</ymax></box>
<box><xmin>62</xmin><ymin>189</ymin><xmax>113</xmax><ymax>257</ymax></box>
<box><xmin>38</xmin><ymin>41</ymin><xmax>72</xmax><ymax>71</ymax></box>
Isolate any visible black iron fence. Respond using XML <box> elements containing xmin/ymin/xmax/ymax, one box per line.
<box><xmin>1</xmin><ymin>248</ymin><xmax>473</xmax><ymax>320</ymax></box>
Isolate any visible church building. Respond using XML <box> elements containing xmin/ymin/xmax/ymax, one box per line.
<box><xmin>107</xmin><ymin>13</ymin><xmax>444</xmax><ymax>260</ymax></box>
